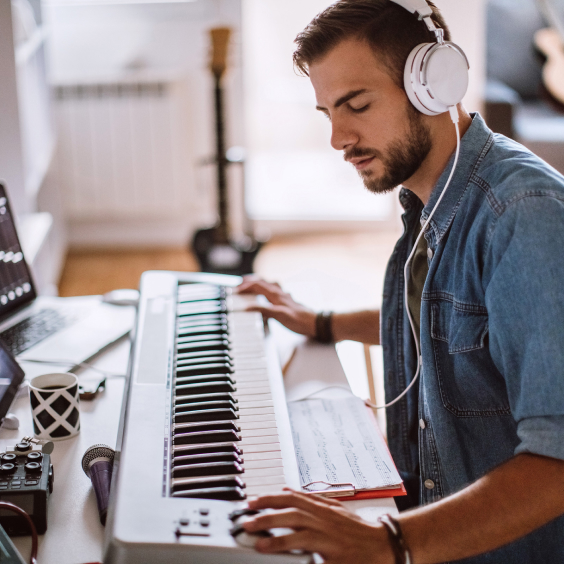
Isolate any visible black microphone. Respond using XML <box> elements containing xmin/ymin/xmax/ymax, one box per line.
<box><xmin>81</xmin><ymin>444</ymin><xmax>115</xmax><ymax>526</ymax></box>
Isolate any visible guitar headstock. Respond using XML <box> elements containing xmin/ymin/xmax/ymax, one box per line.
<box><xmin>210</xmin><ymin>27</ymin><xmax>232</xmax><ymax>80</ymax></box>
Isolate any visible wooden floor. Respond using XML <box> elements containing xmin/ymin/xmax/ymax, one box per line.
<box><xmin>58</xmin><ymin>230</ymin><xmax>401</xmax><ymax>311</ymax></box>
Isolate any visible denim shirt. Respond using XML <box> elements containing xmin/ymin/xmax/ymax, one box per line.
<box><xmin>381</xmin><ymin>114</ymin><xmax>564</xmax><ymax>563</ymax></box>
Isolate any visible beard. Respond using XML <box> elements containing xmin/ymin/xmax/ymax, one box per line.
<box><xmin>344</xmin><ymin>105</ymin><xmax>432</xmax><ymax>195</ymax></box>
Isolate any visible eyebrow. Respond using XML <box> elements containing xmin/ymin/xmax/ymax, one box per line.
<box><xmin>316</xmin><ymin>89</ymin><xmax>368</xmax><ymax>112</ymax></box>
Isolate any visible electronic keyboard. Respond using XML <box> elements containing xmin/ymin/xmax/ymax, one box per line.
<box><xmin>105</xmin><ymin>271</ymin><xmax>311</xmax><ymax>564</ymax></box>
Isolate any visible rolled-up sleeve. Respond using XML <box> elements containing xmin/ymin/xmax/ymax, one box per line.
<box><xmin>485</xmin><ymin>195</ymin><xmax>564</xmax><ymax>434</ymax></box>
<box><xmin>515</xmin><ymin>416</ymin><xmax>564</xmax><ymax>460</ymax></box>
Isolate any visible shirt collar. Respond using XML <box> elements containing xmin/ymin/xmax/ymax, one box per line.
<box><xmin>400</xmin><ymin>113</ymin><xmax>494</xmax><ymax>243</ymax></box>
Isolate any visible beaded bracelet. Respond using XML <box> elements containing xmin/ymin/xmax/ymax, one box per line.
<box><xmin>315</xmin><ymin>311</ymin><xmax>334</xmax><ymax>343</ymax></box>
<box><xmin>378</xmin><ymin>514</ymin><xmax>412</xmax><ymax>564</ymax></box>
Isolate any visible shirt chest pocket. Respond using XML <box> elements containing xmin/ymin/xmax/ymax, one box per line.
<box><xmin>430</xmin><ymin>301</ymin><xmax>511</xmax><ymax>416</ymax></box>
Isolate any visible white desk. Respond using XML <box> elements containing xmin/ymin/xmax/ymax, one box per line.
<box><xmin>2</xmin><ymin>333</ymin><xmax>396</xmax><ymax>564</ymax></box>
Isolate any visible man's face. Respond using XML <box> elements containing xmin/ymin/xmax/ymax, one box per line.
<box><xmin>309</xmin><ymin>38</ymin><xmax>432</xmax><ymax>194</ymax></box>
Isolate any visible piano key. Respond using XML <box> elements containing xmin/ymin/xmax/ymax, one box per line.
<box><xmin>239</xmin><ymin>427</ymin><xmax>282</xmax><ymax>438</ymax></box>
<box><xmin>176</xmin><ymin>363</ymin><xmax>233</xmax><ymax>376</ymax></box>
<box><xmin>244</xmin><ymin>474</ymin><xmax>286</xmax><ymax>487</ymax></box>
<box><xmin>174</xmin><ymin>400</ymin><xmax>238</xmax><ymax>413</ymax></box>
<box><xmin>236</xmin><ymin>399</ymin><xmax>274</xmax><ymax>409</ymax></box>
<box><xmin>177</xmin><ymin>316</ymin><xmax>227</xmax><ymax>329</ymax></box>
<box><xmin>176</xmin><ymin>349</ymin><xmax>233</xmax><ymax>362</ymax></box>
<box><xmin>237</xmin><ymin>420</ymin><xmax>278</xmax><ymax>431</ymax></box>
<box><xmin>237</xmin><ymin>414</ymin><xmax>277</xmax><ymax>424</ymax></box>
<box><xmin>173</xmin><ymin>421</ymin><xmax>240</xmax><ymax>433</ymax></box>
<box><xmin>173</xmin><ymin>461</ymin><xmax>244</xmax><ymax>478</ymax></box>
<box><xmin>172</xmin><ymin>442</ymin><xmax>243</xmax><ymax>457</ymax></box>
<box><xmin>243</xmin><ymin>459</ymin><xmax>284</xmax><ymax>470</ymax></box>
<box><xmin>237</xmin><ymin>407</ymin><xmax>276</xmax><ymax>416</ymax></box>
<box><xmin>175</xmin><ymin>374</ymin><xmax>235</xmax><ymax>387</ymax></box>
<box><xmin>171</xmin><ymin>474</ymin><xmax>245</xmax><ymax>491</ymax></box>
<box><xmin>177</xmin><ymin>334</ymin><xmax>230</xmax><ymax>345</ymax></box>
<box><xmin>173</xmin><ymin>452</ymin><xmax>243</xmax><ymax>466</ymax></box>
<box><xmin>174</xmin><ymin>429</ymin><xmax>241</xmax><ymax>444</ymax></box>
<box><xmin>177</xmin><ymin>326</ymin><xmax>228</xmax><ymax>339</ymax></box>
<box><xmin>177</xmin><ymin>304</ymin><xmax>227</xmax><ymax>317</ymax></box>
<box><xmin>174</xmin><ymin>392</ymin><xmax>238</xmax><ymax>405</ymax></box>
<box><xmin>176</xmin><ymin>340</ymin><xmax>230</xmax><ymax>353</ymax></box>
<box><xmin>240</xmin><ymin>435</ymin><xmax>280</xmax><ymax>446</ymax></box>
<box><xmin>176</xmin><ymin>356</ymin><xmax>232</xmax><ymax>368</ymax></box>
<box><xmin>172</xmin><ymin>487</ymin><xmax>246</xmax><ymax>501</ymax></box>
<box><xmin>174</xmin><ymin>408</ymin><xmax>239</xmax><ymax>423</ymax></box>
<box><xmin>175</xmin><ymin>381</ymin><xmax>236</xmax><ymax>395</ymax></box>
<box><xmin>243</xmin><ymin>451</ymin><xmax>282</xmax><ymax>462</ymax></box>
<box><xmin>231</xmin><ymin>386</ymin><xmax>272</xmax><ymax>396</ymax></box>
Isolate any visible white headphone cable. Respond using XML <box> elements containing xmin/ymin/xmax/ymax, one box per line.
<box><xmin>366</xmin><ymin>105</ymin><xmax>461</xmax><ymax>410</ymax></box>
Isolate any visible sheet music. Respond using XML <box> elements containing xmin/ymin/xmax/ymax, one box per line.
<box><xmin>288</xmin><ymin>397</ymin><xmax>402</xmax><ymax>493</ymax></box>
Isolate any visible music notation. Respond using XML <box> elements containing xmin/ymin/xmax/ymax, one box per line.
<box><xmin>288</xmin><ymin>397</ymin><xmax>402</xmax><ymax>495</ymax></box>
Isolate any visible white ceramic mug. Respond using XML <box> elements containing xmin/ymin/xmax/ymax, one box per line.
<box><xmin>29</xmin><ymin>373</ymin><xmax>80</xmax><ymax>440</ymax></box>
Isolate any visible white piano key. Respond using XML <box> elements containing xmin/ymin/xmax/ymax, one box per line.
<box><xmin>240</xmin><ymin>427</ymin><xmax>281</xmax><ymax>438</ymax></box>
<box><xmin>238</xmin><ymin>414</ymin><xmax>277</xmax><ymax>423</ymax></box>
<box><xmin>237</xmin><ymin>399</ymin><xmax>275</xmax><ymax>409</ymax></box>
<box><xmin>244</xmin><ymin>474</ymin><xmax>286</xmax><ymax>487</ymax></box>
<box><xmin>245</xmin><ymin>483</ymin><xmax>288</xmax><ymax>496</ymax></box>
<box><xmin>238</xmin><ymin>417</ymin><xmax>277</xmax><ymax>428</ymax></box>
<box><xmin>239</xmin><ymin>442</ymin><xmax>281</xmax><ymax>453</ymax></box>
<box><xmin>237</xmin><ymin>407</ymin><xmax>276</xmax><ymax>416</ymax></box>
<box><xmin>240</xmin><ymin>435</ymin><xmax>280</xmax><ymax>445</ymax></box>
<box><xmin>242</xmin><ymin>466</ymin><xmax>284</xmax><ymax>478</ymax></box>
<box><xmin>244</xmin><ymin>458</ymin><xmax>284</xmax><ymax>470</ymax></box>
<box><xmin>243</xmin><ymin>451</ymin><xmax>283</xmax><ymax>461</ymax></box>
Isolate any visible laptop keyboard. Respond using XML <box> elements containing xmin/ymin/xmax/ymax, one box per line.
<box><xmin>0</xmin><ymin>308</ymin><xmax>76</xmax><ymax>357</ymax></box>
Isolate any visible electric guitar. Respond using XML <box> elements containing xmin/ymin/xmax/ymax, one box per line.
<box><xmin>191</xmin><ymin>27</ymin><xmax>262</xmax><ymax>275</ymax></box>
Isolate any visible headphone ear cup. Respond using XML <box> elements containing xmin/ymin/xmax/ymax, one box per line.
<box><xmin>404</xmin><ymin>42</ymin><xmax>469</xmax><ymax>116</ymax></box>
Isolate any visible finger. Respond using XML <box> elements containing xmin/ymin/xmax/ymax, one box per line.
<box><xmin>244</xmin><ymin>508</ymin><xmax>325</xmax><ymax>534</ymax></box>
<box><xmin>237</xmin><ymin>281</ymin><xmax>286</xmax><ymax>304</ymax></box>
<box><xmin>246</xmin><ymin>305</ymin><xmax>292</xmax><ymax>323</ymax></box>
<box><xmin>248</xmin><ymin>491</ymin><xmax>338</xmax><ymax>518</ymax></box>
<box><xmin>255</xmin><ymin>530</ymin><xmax>329</xmax><ymax>555</ymax></box>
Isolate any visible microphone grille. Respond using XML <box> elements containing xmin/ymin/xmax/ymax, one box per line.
<box><xmin>81</xmin><ymin>444</ymin><xmax>115</xmax><ymax>476</ymax></box>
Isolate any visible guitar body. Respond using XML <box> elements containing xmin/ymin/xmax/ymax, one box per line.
<box><xmin>192</xmin><ymin>227</ymin><xmax>262</xmax><ymax>276</ymax></box>
<box><xmin>535</xmin><ymin>28</ymin><xmax>564</xmax><ymax>109</ymax></box>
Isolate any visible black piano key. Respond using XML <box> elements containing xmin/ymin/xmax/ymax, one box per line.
<box><xmin>173</xmin><ymin>429</ymin><xmax>241</xmax><ymax>445</ymax></box>
<box><xmin>176</xmin><ymin>325</ymin><xmax>228</xmax><ymax>338</ymax></box>
<box><xmin>174</xmin><ymin>392</ymin><xmax>238</xmax><ymax>405</ymax></box>
<box><xmin>174</xmin><ymin>408</ymin><xmax>239</xmax><ymax>424</ymax></box>
<box><xmin>177</xmin><ymin>314</ymin><xmax>227</xmax><ymax>328</ymax></box>
<box><xmin>177</xmin><ymin>334</ymin><xmax>230</xmax><ymax>345</ymax></box>
<box><xmin>176</xmin><ymin>363</ymin><xmax>233</xmax><ymax>376</ymax></box>
<box><xmin>175</xmin><ymin>400</ymin><xmax>238</xmax><ymax>413</ymax></box>
<box><xmin>176</xmin><ymin>340</ymin><xmax>230</xmax><ymax>353</ymax></box>
<box><xmin>172</xmin><ymin>487</ymin><xmax>246</xmax><ymax>501</ymax></box>
<box><xmin>174</xmin><ymin>421</ymin><xmax>240</xmax><ymax>434</ymax></box>
<box><xmin>173</xmin><ymin>461</ymin><xmax>243</xmax><ymax>478</ymax></box>
<box><xmin>176</xmin><ymin>349</ymin><xmax>232</xmax><ymax>362</ymax></box>
<box><xmin>173</xmin><ymin>442</ymin><xmax>242</xmax><ymax>457</ymax></box>
<box><xmin>177</xmin><ymin>302</ymin><xmax>227</xmax><ymax>317</ymax></box>
<box><xmin>177</xmin><ymin>294</ymin><xmax>222</xmax><ymax>304</ymax></box>
<box><xmin>175</xmin><ymin>375</ymin><xmax>235</xmax><ymax>387</ymax></box>
<box><xmin>176</xmin><ymin>356</ymin><xmax>233</xmax><ymax>369</ymax></box>
<box><xmin>175</xmin><ymin>381</ymin><xmax>236</xmax><ymax>396</ymax></box>
<box><xmin>173</xmin><ymin>452</ymin><xmax>243</xmax><ymax>466</ymax></box>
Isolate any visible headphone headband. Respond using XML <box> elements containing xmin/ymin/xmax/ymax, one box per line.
<box><xmin>389</xmin><ymin>0</ymin><xmax>433</xmax><ymax>19</ymax></box>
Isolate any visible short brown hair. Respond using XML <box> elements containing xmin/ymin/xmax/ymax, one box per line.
<box><xmin>293</xmin><ymin>0</ymin><xmax>450</xmax><ymax>89</ymax></box>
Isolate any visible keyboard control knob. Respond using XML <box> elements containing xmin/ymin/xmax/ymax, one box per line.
<box><xmin>230</xmin><ymin>524</ymin><xmax>272</xmax><ymax>548</ymax></box>
<box><xmin>0</xmin><ymin>463</ymin><xmax>16</xmax><ymax>474</ymax></box>
<box><xmin>25</xmin><ymin>462</ymin><xmax>41</xmax><ymax>473</ymax></box>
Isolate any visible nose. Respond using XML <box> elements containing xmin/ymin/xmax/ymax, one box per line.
<box><xmin>330</xmin><ymin>116</ymin><xmax>358</xmax><ymax>151</ymax></box>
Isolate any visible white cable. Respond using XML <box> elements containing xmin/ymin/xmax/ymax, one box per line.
<box><xmin>20</xmin><ymin>358</ymin><xmax>126</xmax><ymax>378</ymax></box>
<box><xmin>366</xmin><ymin>106</ymin><xmax>461</xmax><ymax>410</ymax></box>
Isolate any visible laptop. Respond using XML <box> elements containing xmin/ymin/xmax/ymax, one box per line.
<box><xmin>0</xmin><ymin>183</ymin><xmax>135</xmax><ymax>379</ymax></box>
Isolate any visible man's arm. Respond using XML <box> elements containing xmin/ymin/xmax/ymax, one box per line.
<box><xmin>243</xmin><ymin>454</ymin><xmax>564</xmax><ymax>564</ymax></box>
<box><xmin>237</xmin><ymin>277</ymin><xmax>380</xmax><ymax>345</ymax></box>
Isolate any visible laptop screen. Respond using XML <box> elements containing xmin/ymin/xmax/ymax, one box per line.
<box><xmin>0</xmin><ymin>184</ymin><xmax>37</xmax><ymax>320</ymax></box>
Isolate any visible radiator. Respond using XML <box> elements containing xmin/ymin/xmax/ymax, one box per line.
<box><xmin>53</xmin><ymin>78</ymin><xmax>204</xmax><ymax>223</ymax></box>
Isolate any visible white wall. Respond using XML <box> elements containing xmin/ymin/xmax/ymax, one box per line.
<box><xmin>242</xmin><ymin>0</ymin><xmax>486</xmax><ymax>224</ymax></box>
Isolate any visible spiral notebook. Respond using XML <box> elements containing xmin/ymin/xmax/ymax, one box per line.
<box><xmin>287</xmin><ymin>396</ymin><xmax>406</xmax><ymax>499</ymax></box>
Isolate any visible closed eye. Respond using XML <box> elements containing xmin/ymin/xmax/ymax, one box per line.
<box><xmin>350</xmin><ymin>104</ymin><xmax>369</xmax><ymax>114</ymax></box>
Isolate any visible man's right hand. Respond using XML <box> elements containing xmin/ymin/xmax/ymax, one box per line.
<box><xmin>237</xmin><ymin>276</ymin><xmax>317</xmax><ymax>338</ymax></box>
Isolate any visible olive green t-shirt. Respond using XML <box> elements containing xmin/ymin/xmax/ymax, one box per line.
<box><xmin>407</xmin><ymin>224</ymin><xmax>429</xmax><ymax>346</ymax></box>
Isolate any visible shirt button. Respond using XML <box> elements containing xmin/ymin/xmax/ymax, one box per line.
<box><xmin>419</xmin><ymin>419</ymin><xmax>426</xmax><ymax>430</ymax></box>
<box><xmin>424</xmin><ymin>479</ymin><xmax>435</xmax><ymax>490</ymax></box>
<box><xmin>427</xmin><ymin>247</ymin><xmax>434</xmax><ymax>260</ymax></box>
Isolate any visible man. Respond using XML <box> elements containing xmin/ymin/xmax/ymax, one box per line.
<box><xmin>237</xmin><ymin>1</ymin><xmax>564</xmax><ymax>563</ymax></box>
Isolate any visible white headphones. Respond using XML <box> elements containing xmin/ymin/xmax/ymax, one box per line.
<box><xmin>390</xmin><ymin>0</ymin><xmax>470</xmax><ymax>115</ymax></box>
